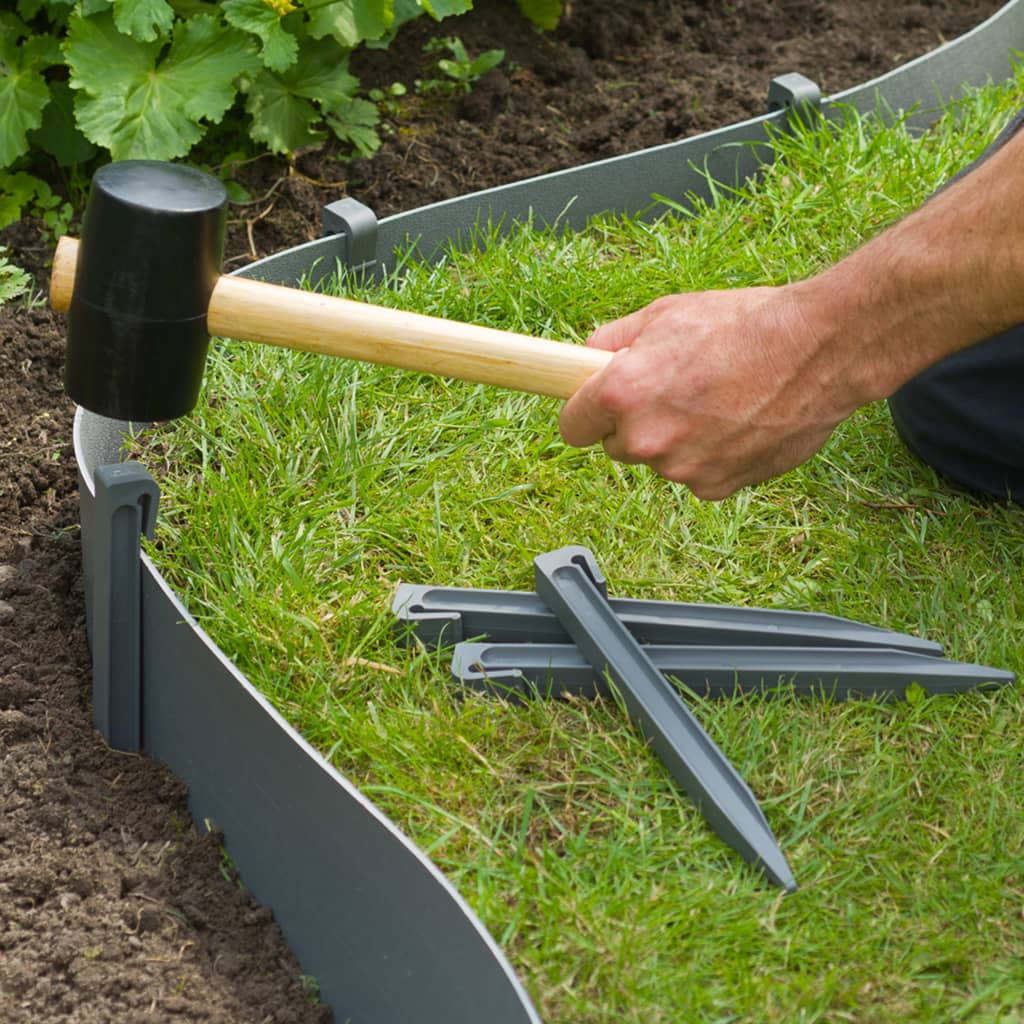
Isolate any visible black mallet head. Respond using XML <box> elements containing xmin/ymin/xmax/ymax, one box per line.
<box><xmin>55</xmin><ymin>161</ymin><xmax>610</xmax><ymax>411</ymax></box>
<box><xmin>62</xmin><ymin>160</ymin><xmax>228</xmax><ymax>422</ymax></box>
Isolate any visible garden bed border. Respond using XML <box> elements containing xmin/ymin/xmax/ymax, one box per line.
<box><xmin>72</xmin><ymin>4</ymin><xmax>1024</xmax><ymax>1021</ymax></box>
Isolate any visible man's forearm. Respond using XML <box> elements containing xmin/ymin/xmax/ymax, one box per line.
<box><xmin>795</xmin><ymin>121</ymin><xmax>1024</xmax><ymax>405</ymax></box>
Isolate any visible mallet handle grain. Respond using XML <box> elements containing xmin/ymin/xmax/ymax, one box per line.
<box><xmin>51</xmin><ymin>236</ymin><xmax>612</xmax><ymax>401</ymax></box>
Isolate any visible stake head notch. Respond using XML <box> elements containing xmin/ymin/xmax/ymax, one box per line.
<box><xmin>559</xmin><ymin>544</ymin><xmax>608</xmax><ymax>597</ymax></box>
<box><xmin>64</xmin><ymin>160</ymin><xmax>228</xmax><ymax>422</ymax></box>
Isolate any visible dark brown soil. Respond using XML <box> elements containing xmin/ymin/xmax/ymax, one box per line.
<box><xmin>0</xmin><ymin>1</ymin><xmax>1004</xmax><ymax>1019</ymax></box>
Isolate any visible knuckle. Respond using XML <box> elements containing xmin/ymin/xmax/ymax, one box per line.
<box><xmin>627</xmin><ymin>433</ymin><xmax>667</xmax><ymax>462</ymax></box>
<box><xmin>647</xmin><ymin>294</ymin><xmax>681</xmax><ymax>317</ymax></box>
<box><xmin>596</xmin><ymin>376</ymin><xmax>637</xmax><ymax>417</ymax></box>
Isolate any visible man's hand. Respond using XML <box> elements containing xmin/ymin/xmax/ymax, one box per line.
<box><xmin>559</xmin><ymin>119</ymin><xmax>1024</xmax><ymax>499</ymax></box>
<box><xmin>559</xmin><ymin>285</ymin><xmax>866</xmax><ymax>500</ymax></box>
<box><xmin>558</xmin><ymin>117</ymin><xmax>1024</xmax><ymax>500</ymax></box>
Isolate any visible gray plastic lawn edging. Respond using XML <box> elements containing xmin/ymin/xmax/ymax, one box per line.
<box><xmin>72</xmin><ymin>4</ymin><xmax>1024</xmax><ymax>1021</ymax></box>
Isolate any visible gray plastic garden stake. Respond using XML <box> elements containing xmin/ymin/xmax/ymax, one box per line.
<box><xmin>84</xmin><ymin>462</ymin><xmax>160</xmax><ymax>751</ymax></box>
<box><xmin>391</xmin><ymin>582</ymin><xmax>943</xmax><ymax>655</ymax></box>
<box><xmin>533</xmin><ymin>546</ymin><xmax>797</xmax><ymax>893</ymax></box>
<box><xmin>449</xmin><ymin>641</ymin><xmax>1014</xmax><ymax>703</ymax></box>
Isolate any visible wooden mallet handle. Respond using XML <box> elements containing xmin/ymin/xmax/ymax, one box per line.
<box><xmin>51</xmin><ymin>236</ymin><xmax>611</xmax><ymax>401</ymax></box>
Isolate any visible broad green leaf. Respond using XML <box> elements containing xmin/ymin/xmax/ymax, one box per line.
<box><xmin>80</xmin><ymin>0</ymin><xmax>113</xmax><ymax>13</ymax></box>
<box><xmin>390</xmin><ymin>0</ymin><xmax>422</xmax><ymax>24</ymax></box>
<box><xmin>367</xmin><ymin>0</ymin><xmax>467</xmax><ymax>50</ymax></box>
<box><xmin>273</xmin><ymin>37</ymin><xmax>358</xmax><ymax>106</ymax></box>
<box><xmin>327</xmin><ymin>97</ymin><xmax>379</xmax><ymax>158</ymax></box>
<box><xmin>365</xmin><ymin>0</ymin><xmax>421</xmax><ymax>47</ymax></box>
<box><xmin>222</xmin><ymin>0</ymin><xmax>299</xmax><ymax>72</ymax></box>
<box><xmin>19</xmin><ymin>0</ymin><xmax>76</xmax><ymax>20</ymax></box>
<box><xmin>418</xmin><ymin>0</ymin><xmax>473</xmax><ymax>19</ymax></box>
<box><xmin>159</xmin><ymin>17</ymin><xmax>261</xmax><ymax>123</ymax></box>
<box><xmin>66</xmin><ymin>13</ymin><xmax>164</xmax><ymax>149</ymax></box>
<box><xmin>516</xmin><ymin>0</ymin><xmax>561</xmax><ymax>31</ymax></box>
<box><xmin>244</xmin><ymin>38</ymin><xmax>359</xmax><ymax>152</ymax></box>
<box><xmin>222</xmin><ymin>178</ymin><xmax>252</xmax><ymax>203</ymax></box>
<box><xmin>28</xmin><ymin>81</ymin><xmax>98</xmax><ymax>166</ymax></box>
<box><xmin>0</xmin><ymin>74</ymin><xmax>51</xmax><ymax>167</ymax></box>
<box><xmin>306</xmin><ymin>0</ymin><xmax>393</xmax><ymax>49</ymax></box>
<box><xmin>245</xmin><ymin>71</ymin><xmax>323</xmax><ymax>152</ymax></box>
<box><xmin>0</xmin><ymin>172</ymin><xmax>45</xmax><ymax>230</ymax></box>
<box><xmin>0</xmin><ymin>21</ymin><xmax>58</xmax><ymax>167</ymax></box>
<box><xmin>1</xmin><ymin>16</ymin><xmax>62</xmax><ymax>72</ymax></box>
<box><xmin>23</xmin><ymin>34</ymin><xmax>65</xmax><ymax>69</ymax></box>
<box><xmin>0</xmin><ymin>171</ymin><xmax>69</xmax><ymax>239</ymax></box>
<box><xmin>111</xmin><ymin>0</ymin><xmax>175</xmax><ymax>42</ymax></box>
<box><xmin>65</xmin><ymin>13</ymin><xmax>162</xmax><ymax>98</ymax></box>
<box><xmin>1</xmin><ymin>15</ymin><xmax>25</xmax><ymax>69</ymax></box>
<box><xmin>0</xmin><ymin>11</ymin><xmax>28</xmax><ymax>43</ymax></box>
<box><xmin>67</xmin><ymin>13</ymin><xmax>260</xmax><ymax>160</ymax></box>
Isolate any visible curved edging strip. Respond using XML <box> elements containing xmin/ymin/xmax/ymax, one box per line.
<box><xmin>74</xmin><ymin>411</ymin><xmax>543</xmax><ymax>1024</ymax></box>
<box><xmin>73</xmin><ymin>4</ymin><xmax>1024</xmax><ymax>1021</ymax></box>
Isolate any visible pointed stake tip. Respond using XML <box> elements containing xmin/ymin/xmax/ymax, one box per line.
<box><xmin>756</xmin><ymin>848</ymin><xmax>798</xmax><ymax>894</ymax></box>
<box><xmin>765</xmin><ymin>862</ymin><xmax>798</xmax><ymax>894</ymax></box>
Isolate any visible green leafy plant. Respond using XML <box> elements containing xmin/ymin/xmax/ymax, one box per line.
<box><xmin>0</xmin><ymin>11</ymin><xmax>61</xmax><ymax>167</ymax></box>
<box><xmin>368</xmin><ymin>81</ymin><xmax>408</xmax><ymax>118</ymax></box>
<box><xmin>416</xmin><ymin>35</ymin><xmax>504</xmax><ymax>95</ymax></box>
<box><xmin>2</xmin><ymin>0</ymin><xmax>556</xmax><ymax>177</ymax></box>
<box><xmin>0</xmin><ymin>170</ymin><xmax>73</xmax><ymax>238</ymax></box>
<box><xmin>0</xmin><ymin>246</ymin><xmax>31</xmax><ymax>305</ymax></box>
<box><xmin>1</xmin><ymin>0</ymin><xmax>472</xmax><ymax>175</ymax></box>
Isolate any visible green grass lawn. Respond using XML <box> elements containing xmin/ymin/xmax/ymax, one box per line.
<box><xmin>131</xmin><ymin>75</ymin><xmax>1024</xmax><ymax>1023</ymax></box>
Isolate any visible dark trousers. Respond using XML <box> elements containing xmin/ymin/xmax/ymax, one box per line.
<box><xmin>886</xmin><ymin>108</ymin><xmax>1024</xmax><ymax>502</ymax></box>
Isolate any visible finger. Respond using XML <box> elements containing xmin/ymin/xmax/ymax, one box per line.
<box><xmin>558</xmin><ymin>370</ymin><xmax>618</xmax><ymax>448</ymax></box>
<box><xmin>600</xmin><ymin>430</ymin><xmax>646</xmax><ymax>465</ymax></box>
<box><xmin>585</xmin><ymin>304</ymin><xmax>657</xmax><ymax>352</ymax></box>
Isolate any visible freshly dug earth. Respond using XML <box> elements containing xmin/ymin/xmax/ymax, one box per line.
<box><xmin>0</xmin><ymin>1</ymin><xmax>1006</xmax><ymax>1020</ymax></box>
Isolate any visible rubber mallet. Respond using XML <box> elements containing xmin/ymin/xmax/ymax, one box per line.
<box><xmin>50</xmin><ymin>160</ymin><xmax>612</xmax><ymax>421</ymax></box>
